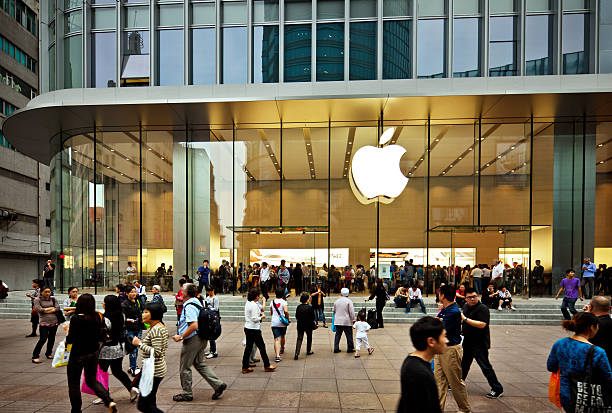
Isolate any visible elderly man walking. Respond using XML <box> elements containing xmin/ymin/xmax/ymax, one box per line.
<box><xmin>333</xmin><ymin>288</ymin><xmax>355</xmax><ymax>353</ymax></box>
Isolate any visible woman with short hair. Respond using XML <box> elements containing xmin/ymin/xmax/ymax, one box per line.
<box><xmin>242</xmin><ymin>288</ymin><xmax>276</xmax><ymax>374</ymax></box>
<box><xmin>270</xmin><ymin>288</ymin><xmax>290</xmax><ymax>362</ymax></box>
<box><xmin>122</xmin><ymin>285</ymin><xmax>144</xmax><ymax>375</ymax></box>
<box><xmin>32</xmin><ymin>286</ymin><xmax>60</xmax><ymax>363</ymax></box>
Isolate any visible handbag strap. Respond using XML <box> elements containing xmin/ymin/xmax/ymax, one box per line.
<box><xmin>273</xmin><ymin>300</ymin><xmax>283</xmax><ymax>317</ymax></box>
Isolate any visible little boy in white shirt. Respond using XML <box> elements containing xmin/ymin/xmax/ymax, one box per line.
<box><xmin>353</xmin><ymin>311</ymin><xmax>375</xmax><ymax>358</ymax></box>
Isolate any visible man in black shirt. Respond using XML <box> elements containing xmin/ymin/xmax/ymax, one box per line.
<box><xmin>461</xmin><ymin>287</ymin><xmax>504</xmax><ymax>399</ymax></box>
<box><xmin>397</xmin><ymin>316</ymin><xmax>447</xmax><ymax>413</ymax></box>
<box><xmin>42</xmin><ymin>259</ymin><xmax>55</xmax><ymax>293</ymax></box>
<box><xmin>588</xmin><ymin>296</ymin><xmax>612</xmax><ymax>361</ymax></box>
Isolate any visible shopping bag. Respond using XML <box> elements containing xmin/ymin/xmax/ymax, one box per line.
<box><xmin>331</xmin><ymin>314</ymin><xmax>336</xmax><ymax>333</ymax></box>
<box><xmin>81</xmin><ymin>365</ymin><xmax>109</xmax><ymax>395</ymax></box>
<box><xmin>548</xmin><ymin>370</ymin><xmax>562</xmax><ymax>409</ymax></box>
<box><xmin>139</xmin><ymin>348</ymin><xmax>155</xmax><ymax>397</ymax></box>
<box><xmin>51</xmin><ymin>340</ymin><xmax>71</xmax><ymax>368</ymax></box>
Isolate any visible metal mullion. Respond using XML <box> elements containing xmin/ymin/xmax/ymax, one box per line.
<box><xmin>247</xmin><ymin>0</ymin><xmax>252</xmax><ymax>83</ymax></box>
<box><xmin>555</xmin><ymin>0</ymin><xmax>562</xmax><ymax>74</ymax></box>
<box><xmin>312</xmin><ymin>0</ymin><xmax>316</xmax><ymax>82</ymax></box>
<box><xmin>377</xmin><ymin>0</ymin><xmax>382</xmax><ymax>79</ymax></box>
<box><xmin>184</xmin><ymin>0</ymin><xmax>189</xmax><ymax>84</ymax></box>
<box><xmin>591</xmin><ymin>0</ymin><xmax>598</xmax><ymax>73</ymax></box>
<box><xmin>116</xmin><ymin>1</ymin><xmax>122</xmax><ymax>87</ymax></box>
<box><xmin>215</xmin><ymin>0</ymin><xmax>220</xmax><ymax>83</ymax></box>
<box><xmin>483</xmin><ymin>0</ymin><xmax>489</xmax><ymax>77</ymax></box>
<box><xmin>447</xmin><ymin>0</ymin><xmax>452</xmax><ymax>78</ymax></box>
<box><xmin>520</xmin><ymin>0</ymin><xmax>526</xmax><ymax>76</ymax></box>
<box><xmin>411</xmin><ymin>0</ymin><xmax>417</xmax><ymax>78</ymax></box>
<box><xmin>150</xmin><ymin>0</ymin><xmax>156</xmax><ymax>85</ymax></box>
<box><xmin>279</xmin><ymin>0</ymin><xmax>284</xmax><ymax>82</ymax></box>
<box><xmin>344</xmin><ymin>0</ymin><xmax>348</xmax><ymax>80</ymax></box>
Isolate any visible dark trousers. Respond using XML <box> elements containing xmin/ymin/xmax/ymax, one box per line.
<box><xmin>33</xmin><ymin>324</ymin><xmax>58</xmax><ymax>358</ymax></box>
<box><xmin>376</xmin><ymin>302</ymin><xmax>385</xmax><ymax>328</ymax></box>
<box><xmin>261</xmin><ymin>281</ymin><xmax>270</xmax><ymax>300</ymax></box>
<box><xmin>67</xmin><ymin>352</ymin><xmax>112</xmax><ymax>413</ymax></box>
<box><xmin>242</xmin><ymin>328</ymin><xmax>270</xmax><ymax>369</ymax></box>
<box><xmin>99</xmin><ymin>357</ymin><xmax>132</xmax><ymax>391</ymax></box>
<box><xmin>461</xmin><ymin>343</ymin><xmax>503</xmax><ymax>394</ymax></box>
<box><xmin>334</xmin><ymin>325</ymin><xmax>354</xmax><ymax>352</ymax></box>
<box><xmin>582</xmin><ymin>277</ymin><xmax>595</xmax><ymax>299</ymax></box>
<box><xmin>561</xmin><ymin>297</ymin><xmax>578</xmax><ymax>320</ymax></box>
<box><xmin>44</xmin><ymin>277</ymin><xmax>55</xmax><ymax>293</ymax></box>
<box><xmin>295</xmin><ymin>329</ymin><xmax>312</xmax><ymax>355</ymax></box>
<box><xmin>209</xmin><ymin>340</ymin><xmax>217</xmax><ymax>353</ymax></box>
<box><xmin>198</xmin><ymin>280</ymin><xmax>207</xmax><ymax>294</ymax></box>
<box><xmin>137</xmin><ymin>376</ymin><xmax>164</xmax><ymax>413</ymax></box>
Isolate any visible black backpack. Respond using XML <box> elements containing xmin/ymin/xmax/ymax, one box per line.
<box><xmin>185</xmin><ymin>301</ymin><xmax>222</xmax><ymax>341</ymax></box>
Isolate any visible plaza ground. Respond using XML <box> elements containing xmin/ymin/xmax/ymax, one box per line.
<box><xmin>0</xmin><ymin>319</ymin><xmax>565</xmax><ymax>413</ymax></box>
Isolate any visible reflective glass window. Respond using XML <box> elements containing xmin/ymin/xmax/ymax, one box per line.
<box><xmin>192</xmin><ymin>3</ymin><xmax>215</xmax><ymax>25</ymax></box>
<box><xmin>93</xmin><ymin>7</ymin><xmax>116</xmax><ymax>29</ymax></box>
<box><xmin>121</xmin><ymin>30</ymin><xmax>150</xmax><ymax>86</ymax></box>
<box><xmin>601</xmin><ymin>1</ymin><xmax>612</xmax><ymax>73</ymax></box>
<box><xmin>316</xmin><ymin>23</ymin><xmax>344</xmax><ymax>81</ymax></box>
<box><xmin>285</xmin><ymin>0</ymin><xmax>311</xmax><ymax>21</ymax></box>
<box><xmin>317</xmin><ymin>0</ymin><xmax>344</xmax><ymax>20</ymax></box>
<box><xmin>92</xmin><ymin>32</ymin><xmax>117</xmax><ymax>87</ymax></box>
<box><xmin>350</xmin><ymin>0</ymin><xmax>376</xmax><ymax>18</ymax></box>
<box><xmin>525</xmin><ymin>15</ymin><xmax>552</xmax><ymax>75</ymax></box>
<box><xmin>64</xmin><ymin>0</ymin><xmax>81</xmax><ymax>9</ymax></box>
<box><xmin>253</xmin><ymin>0</ymin><xmax>279</xmax><ymax>23</ymax></box>
<box><xmin>418</xmin><ymin>0</ymin><xmax>444</xmax><ymax>16</ymax></box>
<box><xmin>349</xmin><ymin>21</ymin><xmax>376</xmax><ymax>80</ymax></box>
<box><xmin>157</xmin><ymin>29</ymin><xmax>184</xmax><ymax>85</ymax></box>
<box><xmin>383</xmin><ymin>20</ymin><xmax>411</xmax><ymax>79</ymax></box>
<box><xmin>563</xmin><ymin>0</ymin><xmax>587</xmax><ymax>11</ymax></box>
<box><xmin>489</xmin><ymin>16</ymin><xmax>517</xmax><ymax>76</ymax></box>
<box><xmin>253</xmin><ymin>25</ymin><xmax>279</xmax><ymax>83</ymax></box>
<box><xmin>526</xmin><ymin>0</ymin><xmax>551</xmax><ymax>12</ymax></box>
<box><xmin>64</xmin><ymin>35</ymin><xmax>82</xmax><ymax>88</ymax></box>
<box><xmin>64</xmin><ymin>10</ymin><xmax>82</xmax><ymax>33</ymax></box>
<box><xmin>126</xmin><ymin>6</ymin><xmax>149</xmax><ymax>28</ymax></box>
<box><xmin>192</xmin><ymin>28</ymin><xmax>215</xmax><ymax>84</ymax></box>
<box><xmin>222</xmin><ymin>26</ymin><xmax>247</xmax><ymax>83</ymax></box>
<box><xmin>489</xmin><ymin>0</ymin><xmax>515</xmax><ymax>14</ymax></box>
<box><xmin>284</xmin><ymin>24</ymin><xmax>311</xmax><ymax>82</ymax></box>
<box><xmin>383</xmin><ymin>0</ymin><xmax>411</xmax><ymax>17</ymax></box>
<box><xmin>563</xmin><ymin>13</ymin><xmax>588</xmax><ymax>74</ymax></box>
<box><xmin>49</xmin><ymin>45</ymin><xmax>56</xmax><ymax>91</ymax></box>
<box><xmin>453</xmin><ymin>18</ymin><xmax>480</xmax><ymax>77</ymax></box>
<box><xmin>158</xmin><ymin>4</ymin><xmax>183</xmax><ymax>26</ymax></box>
<box><xmin>417</xmin><ymin>19</ymin><xmax>445</xmax><ymax>78</ymax></box>
<box><xmin>222</xmin><ymin>1</ymin><xmax>247</xmax><ymax>24</ymax></box>
<box><xmin>454</xmin><ymin>0</ymin><xmax>479</xmax><ymax>15</ymax></box>
<box><xmin>93</xmin><ymin>0</ymin><xmax>115</xmax><ymax>4</ymax></box>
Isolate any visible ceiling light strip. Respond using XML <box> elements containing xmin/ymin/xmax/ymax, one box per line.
<box><xmin>407</xmin><ymin>126</ymin><xmax>451</xmax><ymax>177</ymax></box>
<box><xmin>303</xmin><ymin>128</ymin><xmax>316</xmax><ymax>180</ymax></box>
<box><xmin>258</xmin><ymin>129</ymin><xmax>284</xmax><ymax>180</ymax></box>
<box><xmin>343</xmin><ymin>127</ymin><xmax>356</xmax><ymax>179</ymax></box>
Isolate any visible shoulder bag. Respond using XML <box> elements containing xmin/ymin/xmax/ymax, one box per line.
<box><xmin>568</xmin><ymin>345</ymin><xmax>612</xmax><ymax>413</ymax></box>
<box><xmin>273</xmin><ymin>300</ymin><xmax>290</xmax><ymax>326</ymax></box>
<box><xmin>52</xmin><ymin>297</ymin><xmax>66</xmax><ymax>324</ymax></box>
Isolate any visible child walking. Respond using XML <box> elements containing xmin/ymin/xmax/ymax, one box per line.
<box><xmin>353</xmin><ymin>311</ymin><xmax>374</xmax><ymax>358</ymax></box>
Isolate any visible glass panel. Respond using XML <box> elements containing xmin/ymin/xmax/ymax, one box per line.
<box><xmin>489</xmin><ymin>16</ymin><xmax>517</xmax><ymax>76</ymax></box>
<box><xmin>525</xmin><ymin>15</ymin><xmax>553</xmax><ymax>75</ymax></box>
<box><xmin>383</xmin><ymin>20</ymin><xmax>411</xmax><ymax>79</ymax></box>
<box><xmin>49</xmin><ymin>0</ymin><xmax>55</xmax><ymax>19</ymax></box>
<box><xmin>253</xmin><ymin>0</ymin><xmax>279</xmax><ymax>23</ymax></box>
<box><xmin>316</xmin><ymin>23</ymin><xmax>344</xmax><ymax>81</ymax></box>
<box><xmin>563</xmin><ymin>0</ymin><xmax>587</xmax><ymax>11</ymax></box>
<box><xmin>64</xmin><ymin>10</ymin><xmax>82</xmax><ymax>33</ymax></box>
<box><xmin>349</xmin><ymin>21</ymin><xmax>376</xmax><ymax>80</ymax></box>
<box><xmin>489</xmin><ymin>0</ymin><xmax>515</xmax><ymax>14</ymax></box>
<box><xmin>526</xmin><ymin>0</ymin><xmax>551</xmax><ymax>12</ymax></box>
<box><xmin>158</xmin><ymin>4</ymin><xmax>183</xmax><ymax>26</ymax></box>
<box><xmin>93</xmin><ymin>7</ymin><xmax>116</xmax><ymax>29</ymax></box>
<box><xmin>284</xmin><ymin>24</ymin><xmax>312</xmax><ymax>82</ymax></box>
<box><xmin>417</xmin><ymin>19</ymin><xmax>445</xmax><ymax>78</ymax></box>
<box><xmin>121</xmin><ymin>30</ymin><xmax>150</xmax><ymax>86</ymax></box>
<box><xmin>222</xmin><ymin>1</ymin><xmax>247</xmax><ymax>24</ymax></box>
<box><xmin>563</xmin><ymin>13</ymin><xmax>588</xmax><ymax>74</ymax></box>
<box><xmin>454</xmin><ymin>0</ymin><xmax>480</xmax><ymax>15</ymax></box>
<box><xmin>285</xmin><ymin>0</ymin><xmax>311</xmax><ymax>21</ymax></box>
<box><xmin>64</xmin><ymin>0</ymin><xmax>81</xmax><ymax>9</ymax></box>
<box><xmin>126</xmin><ymin>6</ymin><xmax>150</xmax><ymax>28</ymax></box>
<box><xmin>253</xmin><ymin>25</ymin><xmax>279</xmax><ymax>83</ymax></box>
<box><xmin>192</xmin><ymin>2</ymin><xmax>215</xmax><ymax>25</ymax></box>
<box><xmin>64</xmin><ymin>35</ymin><xmax>82</xmax><ymax>88</ymax></box>
<box><xmin>453</xmin><ymin>17</ymin><xmax>480</xmax><ymax>77</ymax></box>
<box><xmin>191</xmin><ymin>28</ymin><xmax>216</xmax><ymax>84</ymax></box>
<box><xmin>49</xmin><ymin>21</ymin><xmax>55</xmax><ymax>42</ymax></box>
<box><xmin>49</xmin><ymin>45</ymin><xmax>56</xmax><ymax>91</ymax></box>
<box><xmin>157</xmin><ymin>29</ymin><xmax>184</xmax><ymax>85</ymax></box>
<box><xmin>383</xmin><ymin>0</ymin><xmax>411</xmax><ymax>17</ymax></box>
<box><xmin>601</xmin><ymin>1</ymin><xmax>612</xmax><ymax>73</ymax></box>
<box><xmin>93</xmin><ymin>0</ymin><xmax>115</xmax><ymax>4</ymax></box>
<box><xmin>92</xmin><ymin>32</ymin><xmax>117</xmax><ymax>87</ymax></box>
<box><xmin>350</xmin><ymin>0</ymin><xmax>376</xmax><ymax>18</ymax></box>
<box><xmin>418</xmin><ymin>0</ymin><xmax>444</xmax><ymax>16</ymax></box>
<box><xmin>317</xmin><ymin>0</ymin><xmax>344</xmax><ymax>19</ymax></box>
<box><xmin>222</xmin><ymin>26</ymin><xmax>247</xmax><ymax>83</ymax></box>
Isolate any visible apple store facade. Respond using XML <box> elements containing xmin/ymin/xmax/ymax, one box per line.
<box><xmin>3</xmin><ymin>0</ymin><xmax>612</xmax><ymax>295</ymax></box>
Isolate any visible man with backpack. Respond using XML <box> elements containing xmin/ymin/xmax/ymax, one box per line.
<box><xmin>172</xmin><ymin>283</ymin><xmax>226</xmax><ymax>402</ymax></box>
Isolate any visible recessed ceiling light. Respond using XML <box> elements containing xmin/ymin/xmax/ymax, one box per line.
<box><xmin>106</xmin><ymin>166</ymin><xmax>110</xmax><ymax>169</ymax></box>
<box><xmin>450</xmin><ymin>165</ymin><xmax>453</xmax><ymax>168</ymax></box>
<box><xmin>511</xmin><ymin>146</ymin><xmax>515</xmax><ymax>149</ymax></box>
<box><xmin>600</xmin><ymin>161</ymin><xmax>605</xmax><ymax>164</ymax></box>
<box><xmin>435</xmin><ymin>139</ymin><xmax>439</xmax><ymax>142</ymax></box>
<box><xmin>442</xmin><ymin>171</ymin><xmax>446</xmax><ymax>174</ymax></box>
<box><xmin>161</xmin><ymin>157</ymin><xmax>165</xmax><ymax>160</ymax></box>
<box><xmin>511</xmin><ymin>170</ymin><xmax>515</xmax><ymax>173</ymax></box>
<box><xmin>125</xmin><ymin>158</ymin><xmax>130</xmax><ymax>161</ymax></box>
<box><xmin>266</xmin><ymin>144</ymin><xmax>270</xmax><ymax>147</ymax></box>
<box><xmin>150</xmin><ymin>172</ymin><xmax>154</xmax><ymax>175</ymax></box>
<box><xmin>110</xmin><ymin>149</ymin><xmax>114</xmax><ymax>152</ymax></box>
<box><xmin>469</xmin><ymin>148</ymin><xmax>473</xmax><ymax>151</ymax></box>
<box><xmin>148</xmin><ymin>148</ymin><xmax>152</xmax><ymax>151</ymax></box>
<box><xmin>120</xmin><ymin>173</ymin><xmax>124</xmax><ymax>176</ymax></box>
<box><xmin>309</xmin><ymin>161</ymin><xmax>312</xmax><ymax>163</ymax></box>
<box><xmin>486</xmin><ymin>163</ymin><xmax>490</xmax><ymax>166</ymax></box>
<box><xmin>308</xmin><ymin>153</ymin><xmax>311</xmax><ymax>155</ymax></box>
<box><xmin>498</xmin><ymin>156</ymin><xmax>501</xmax><ymax>159</ymax></box>
<box><xmin>598</xmin><ymin>144</ymin><xmax>603</xmax><ymax>147</ymax></box>
<box><xmin>458</xmin><ymin>157</ymin><xmax>462</xmax><ymax>160</ymax></box>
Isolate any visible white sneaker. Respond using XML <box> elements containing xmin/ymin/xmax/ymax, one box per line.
<box><xmin>134</xmin><ymin>367</ymin><xmax>141</xmax><ymax>375</ymax></box>
<box><xmin>497</xmin><ymin>307</ymin><xmax>502</xmax><ymax>311</ymax></box>
<box><xmin>130</xmin><ymin>387</ymin><xmax>140</xmax><ymax>402</ymax></box>
<box><xmin>511</xmin><ymin>306</ymin><xmax>516</xmax><ymax>311</ymax></box>
<box><xmin>92</xmin><ymin>398</ymin><xmax>103</xmax><ymax>405</ymax></box>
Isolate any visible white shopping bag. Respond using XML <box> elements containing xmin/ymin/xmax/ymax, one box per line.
<box><xmin>139</xmin><ymin>348</ymin><xmax>155</xmax><ymax>397</ymax></box>
<box><xmin>52</xmin><ymin>340</ymin><xmax>71</xmax><ymax>368</ymax></box>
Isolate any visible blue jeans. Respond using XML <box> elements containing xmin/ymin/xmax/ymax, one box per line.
<box><xmin>473</xmin><ymin>278</ymin><xmax>482</xmax><ymax>294</ymax></box>
<box><xmin>313</xmin><ymin>308</ymin><xmax>325</xmax><ymax>324</ymax></box>
<box><xmin>560</xmin><ymin>297</ymin><xmax>578</xmax><ymax>320</ymax></box>
<box><xmin>406</xmin><ymin>299</ymin><xmax>426</xmax><ymax>313</ymax></box>
<box><xmin>127</xmin><ymin>330</ymin><xmax>142</xmax><ymax>370</ymax></box>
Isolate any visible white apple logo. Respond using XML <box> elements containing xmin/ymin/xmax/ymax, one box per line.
<box><xmin>349</xmin><ymin>127</ymin><xmax>409</xmax><ymax>204</ymax></box>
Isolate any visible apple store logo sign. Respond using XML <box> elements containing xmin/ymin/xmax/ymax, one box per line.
<box><xmin>349</xmin><ymin>127</ymin><xmax>409</xmax><ymax>205</ymax></box>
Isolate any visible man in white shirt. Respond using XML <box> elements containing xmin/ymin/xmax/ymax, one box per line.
<box><xmin>407</xmin><ymin>285</ymin><xmax>427</xmax><ymax>314</ymax></box>
<box><xmin>259</xmin><ymin>262</ymin><xmax>271</xmax><ymax>300</ymax></box>
<box><xmin>491</xmin><ymin>261</ymin><xmax>504</xmax><ymax>291</ymax></box>
<box><xmin>133</xmin><ymin>280</ymin><xmax>147</xmax><ymax>307</ymax></box>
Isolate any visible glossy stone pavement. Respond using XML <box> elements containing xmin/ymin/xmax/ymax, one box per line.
<box><xmin>0</xmin><ymin>319</ymin><xmax>567</xmax><ymax>413</ymax></box>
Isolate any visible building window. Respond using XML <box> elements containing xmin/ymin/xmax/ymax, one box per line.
<box><xmin>0</xmin><ymin>34</ymin><xmax>38</xmax><ymax>73</ymax></box>
<box><xmin>383</xmin><ymin>20</ymin><xmax>411</xmax><ymax>79</ymax></box>
<box><xmin>489</xmin><ymin>16</ymin><xmax>518</xmax><ymax>76</ymax></box>
<box><xmin>563</xmin><ymin>13</ymin><xmax>589</xmax><ymax>74</ymax></box>
<box><xmin>525</xmin><ymin>14</ymin><xmax>553</xmax><ymax>75</ymax></box>
<box><xmin>453</xmin><ymin>17</ymin><xmax>480</xmax><ymax>77</ymax></box>
<box><xmin>92</xmin><ymin>32</ymin><xmax>117</xmax><ymax>87</ymax></box>
<box><xmin>46</xmin><ymin>219</ymin><xmax>51</xmax><ymax>227</ymax></box>
<box><xmin>46</xmin><ymin>182</ymin><xmax>51</xmax><ymax>191</ymax></box>
<box><xmin>316</xmin><ymin>23</ymin><xmax>344</xmax><ymax>81</ymax></box>
<box><xmin>253</xmin><ymin>25</ymin><xmax>279</xmax><ymax>83</ymax></box>
<box><xmin>121</xmin><ymin>30</ymin><xmax>150</xmax><ymax>86</ymax></box>
<box><xmin>600</xmin><ymin>1</ymin><xmax>612</xmax><ymax>73</ymax></box>
<box><xmin>285</xmin><ymin>0</ymin><xmax>311</xmax><ymax>21</ymax></box>
<box><xmin>349</xmin><ymin>21</ymin><xmax>377</xmax><ymax>80</ymax></box>
<box><xmin>157</xmin><ymin>29</ymin><xmax>184</xmax><ymax>86</ymax></box>
<box><xmin>284</xmin><ymin>24</ymin><xmax>312</xmax><ymax>82</ymax></box>
<box><xmin>221</xmin><ymin>26</ymin><xmax>247</xmax><ymax>84</ymax></box>
<box><xmin>191</xmin><ymin>28</ymin><xmax>216</xmax><ymax>85</ymax></box>
<box><xmin>417</xmin><ymin>19</ymin><xmax>446</xmax><ymax>78</ymax></box>
<box><xmin>64</xmin><ymin>35</ymin><xmax>83</xmax><ymax>88</ymax></box>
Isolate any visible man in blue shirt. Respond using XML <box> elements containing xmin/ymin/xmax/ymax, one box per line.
<box><xmin>582</xmin><ymin>258</ymin><xmax>597</xmax><ymax>299</ymax></box>
<box><xmin>197</xmin><ymin>260</ymin><xmax>210</xmax><ymax>294</ymax></box>
<box><xmin>434</xmin><ymin>284</ymin><xmax>471</xmax><ymax>413</ymax></box>
<box><xmin>172</xmin><ymin>284</ymin><xmax>226</xmax><ymax>402</ymax></box>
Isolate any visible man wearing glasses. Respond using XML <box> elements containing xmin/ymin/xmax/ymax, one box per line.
<box><xmin>460</xmin><ymin>287</ymin><xmax>504</xmax><ymax>399</ymax></box>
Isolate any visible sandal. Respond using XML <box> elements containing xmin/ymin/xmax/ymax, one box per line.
<box><xmin>32</xmin><ymin>358</ymin><xmax>41</xmax><ymax>364</ymax></box>
<box><xmin>46</xmin><ymin>355</ymin><xmax>54</xmax><ymax>359</ymax></box>
<box><xmin>241</xmin><ymin>368</ymin><xmax>254</xmax><ymax>374</ymax></box>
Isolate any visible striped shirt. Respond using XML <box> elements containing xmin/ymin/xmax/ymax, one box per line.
<box><xmin>139</xmin><ymin>322</ymin><xmax>169</xmax><ymax>378</ymax></box>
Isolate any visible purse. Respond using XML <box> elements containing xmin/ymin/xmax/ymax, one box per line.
<box><xmin>52</xmin><ymin>298</ymin><xmax>66</xmax><ymax>324</ymax></box>
<box><xmin>568</xmin><ymin>345</ymin><xmax>612</xmax><ymax>413</ymax></box>
<box><xmin>548</xmin><ymin>371</ymin><xmax>561</xmax><ymax>409</ymax></box>
<box><xmin>272</xmin><ymin>300</ymin><xmax>290</xmax><ymax>326</ymax></box>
